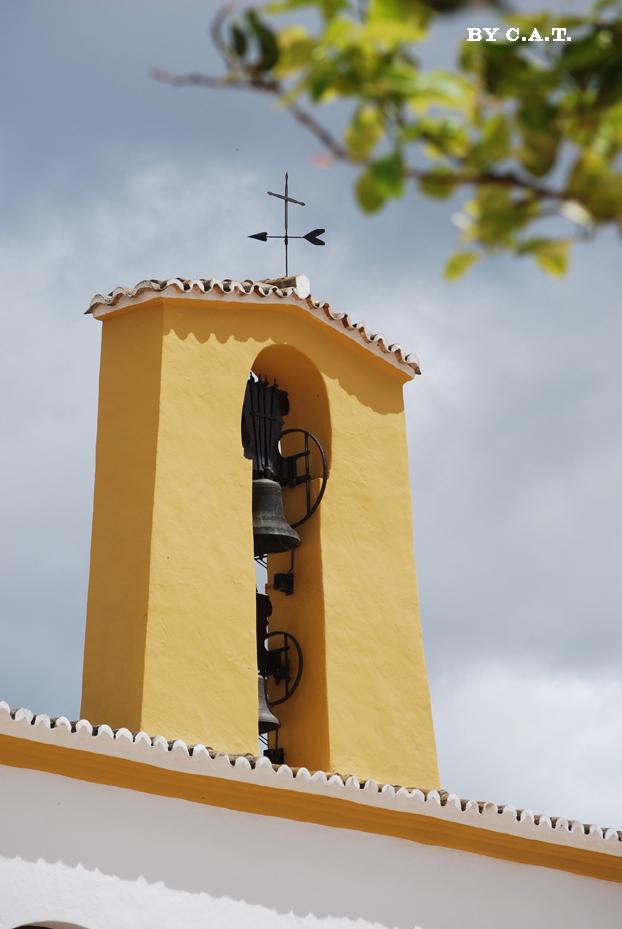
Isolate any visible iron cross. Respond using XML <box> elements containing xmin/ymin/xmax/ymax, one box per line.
<box><xmin>249</xmin><ymin>172</ymin><xmax>326</xmax><ymax>276</ymax></box>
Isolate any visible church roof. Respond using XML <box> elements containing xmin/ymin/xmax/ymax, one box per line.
<box><xmin>85</xmin><ymin>275</ymin><xmax>421</xmax><ymax>378</ymax></box>
<box><xmin>2</xmin><ymin>700</ymin><xmax>621</xmax><ymax>885</ymax></box>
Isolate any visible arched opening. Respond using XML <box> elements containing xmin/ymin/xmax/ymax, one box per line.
<box><xmin>242</xmin><ymin>343</ymin><xmax>332</xmax><ymax>772</ymax></box>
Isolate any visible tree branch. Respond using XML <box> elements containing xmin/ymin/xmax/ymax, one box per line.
<box><xmin>151</xmin><ymin>68</ymin><xmax>353</xmax><ymax>162</ymax></box>
<box><xmin>150</xmin><ymin>67</ymin><xmax>567</xmax><ymax>203</ymax></box>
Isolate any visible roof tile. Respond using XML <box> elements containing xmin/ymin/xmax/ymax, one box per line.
<box><xmin>86</xmin><ymin>276</ymin><xmax>422</xmax><ymax>377</ymax></box>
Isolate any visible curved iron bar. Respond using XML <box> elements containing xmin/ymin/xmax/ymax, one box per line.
<box><xmin>265</xmin><ymin>630</ymin><xmax>303</xmax><ymax>707</ymax></box>
<box><xmin>280</xmin><ymin>427</ymin><xmax>329</xmax><ymax>529</ymax></box>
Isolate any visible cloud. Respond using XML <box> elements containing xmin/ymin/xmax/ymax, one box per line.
<box><xmin>434</xmin><ymin>661</ymin><xmax>622</xmax><ymax>827</ymax></box>
<box><xmin>397</xmin><ymin>266</ymin><xmax>622</xmax><ymax>673</ymax></box>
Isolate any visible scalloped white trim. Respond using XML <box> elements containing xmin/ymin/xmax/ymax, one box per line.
<box><xmin>0</xmin><ymin>702</ymin><xmax>619</xmax><ymax>857</ymax></box>
<box><xmin>86</xmin><ymin>277</ymin><xmax>421</xmax><ymax>378</ymax></box>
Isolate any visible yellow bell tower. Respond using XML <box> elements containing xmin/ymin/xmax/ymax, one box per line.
<box><xmin>81</xmin><ymin>276</ymin><xmax>439</xmax><ymax>789</ymax></box>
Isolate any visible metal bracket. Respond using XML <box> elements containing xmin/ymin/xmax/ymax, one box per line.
<box><xmin>273</xmin><ymin>548</ymin><xmax>295</xmax><ymax>596</ymax></box>
<box><xmin>274</xmin><ymin>571</ymin><xmax>294</xmax><ymax>595</ymax></box>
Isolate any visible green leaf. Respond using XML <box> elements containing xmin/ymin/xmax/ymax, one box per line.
<box><xmin>536</xmin><ymin>244</ymin><xmax>570</xmax><ymax>276</ymax></box>
<box><xmin>369</xmin><ymin>150</ymin><xmax>405</xmax><ymax>197</ymax></box>
<box><xmin>369</xmin><ymin>0</ymin><xmax>431</xmax><ymax>28</ymax></box>
<box><xmin>404</xmin><ymin>117</ymin><xmax>469</xmax><ymax>158</ymax></box>
<box><xmin>516</xmin><ymin>103</ymin><xmax>560</xmax><ymax>176</ymax></box>
<box><xmin>560</xmin><ymin>29</ymin><xmax>617</xmax><ymax>77</ymax></box>
<box><xmin>345</xmin><ymin>105</ymin><xmax>385</xmax><ymax>159</ymax></box>
<box><xmin>516</xmin><ymin>237</ymin><xmax>550</xmax><ymax>255</ymax></box>
<box><xmin>274</xmin><ymin>25</ymin><xmax>315</xmax><ymax>75</ymax></box>
<box><xmin>518</xmin><ymin>238</ymin><xmax>571</xmax><ymax>276</ymax></box>
<box><xmin>230</xmin><ymin>25</ymin><xmax>248</xmax><ymax>58</ymax></box>
<box><xmin>323</xmin><ymin>15</ymin><xmax>356</xmax><ymax>46</ymax></box>
<box><xmin>462</xmin><ymin>42</ymin><xmax>550</xmax><ymax>97</ymax></box>
<box><xmin>307</xmin><ymin>59</ymin><xmax>340</xmax><ymax>100</ymax></box>
<box><xmin>357</xmin><ymin>19</ymin><xmax>426</xmax><ymax>47</ymax></box>
<box><xmin>519</xmin><ymin>129</ymin><xmax>560</xmax><ymax>177</ymax></box>
<box><xmin>407</xmin><ymin>71</ymin><xmax>474</xmax><ymax>113</ymax></box>
<box><xmin>444</xmin><ymin>251</ymin><xmax>479</xmax><ymax>279</ymax></box>
<box><xmin>466</xmin><ymin>187</ymin><xmax>538</xmax><ymax>248</ymax></box>
<box><xmin>246</xmin><ymin>11</ymin><xmax>279</xmax><ymax>71</ymax></box>
<box><xmin>356</xmin><ymin>170</ymin><xmax>388</xmax><ymax>213</ymax></box>
<box><xmin>568</xmin><ymin>153</ymin><xmax>622</xmax><ymax>221</ymax></box>
<box><xmin>353</xmin><ymin>152</ymin><xmax>405</xmax><ymax>212</ymax></box>
<box><xmin>467</xmin><ymin>113</ymin><xmax>511</xmax><ymax>168</ymax></box>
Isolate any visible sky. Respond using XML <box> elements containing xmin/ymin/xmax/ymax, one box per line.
<box><xmin>1</xmin><ymin>1</ymin><xmax>621</xmax><ymax>828</ymax></box>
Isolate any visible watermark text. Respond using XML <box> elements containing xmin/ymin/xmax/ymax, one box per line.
<box><xmin>466</xmin><ymin>26</ymin><xmax>572</xmax><ymax>43</ymax></box>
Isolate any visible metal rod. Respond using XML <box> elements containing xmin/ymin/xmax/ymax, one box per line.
<box><xmin>305</xmin><ymin>431</ymin><xmax>311</xmax><ymax>516</ymax></box>
<box><xmin>268</xmin><ymin>191</ymin><xmax>305</xmax><ymax>207</ymax></box>
<box><xmin>284</xmin><ymin>172</ymin><xmax>289</xmax><ymax>276</ymax></box>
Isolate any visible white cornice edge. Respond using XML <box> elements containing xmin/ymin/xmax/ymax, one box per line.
<box><xmin>1</xmin><ymin>702</ymin><xmax>619</xmax><ymax>857</ymax></box>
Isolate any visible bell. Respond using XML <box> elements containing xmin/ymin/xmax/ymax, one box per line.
<box><xmin>252</xmin><ymin>478</ymin><xmax>300</xmax><ymax>556</ymax></box>
<box><xmin>258</xmin><ymin>672</ymin><xmax>280</xmax><ymax>734</ymax></box>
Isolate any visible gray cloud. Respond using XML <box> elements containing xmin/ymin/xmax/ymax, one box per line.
<box><xmin>434</xmin><ymin>661</ymin><xmax>622</xmax><ymax>827</ymax></box>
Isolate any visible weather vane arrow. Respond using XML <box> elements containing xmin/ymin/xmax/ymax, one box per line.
<box><xmin>248</xmin><ymin>172</ymin><xmax>326</xmax><ymax>276</ymax></box>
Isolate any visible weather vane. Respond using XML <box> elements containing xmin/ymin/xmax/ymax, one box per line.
<box><xmin>249</xmin><ymin>172</ymin><xmax>326</xmax><ymax>276</ymax></box>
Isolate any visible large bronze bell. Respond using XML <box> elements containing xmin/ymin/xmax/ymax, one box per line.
<box><xmin>252</xmin><ymin>478</ymin><xmax>300</xmax><ymax>556</ymax></box>
<box><xmin>258</xmin><ymin>672</ymin><xmax>280</xmax><ymax>734</ymax></box>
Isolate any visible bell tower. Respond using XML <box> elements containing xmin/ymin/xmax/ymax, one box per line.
<box><xmin>81</xmin><ymin>276</ymin><xmax>439</xmax><ymax>788</ymax></box>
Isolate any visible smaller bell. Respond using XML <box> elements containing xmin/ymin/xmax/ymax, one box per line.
<box><xmin>258</xmin><ymin>672</ymin><xmax>280</xmax><ymax>734</ymax></box>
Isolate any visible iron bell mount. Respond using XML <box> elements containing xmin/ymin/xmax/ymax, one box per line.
<box><xmin>242</xmin><ymin>375</ymin><xmax>300</xmax><ymax>557</ymax></box>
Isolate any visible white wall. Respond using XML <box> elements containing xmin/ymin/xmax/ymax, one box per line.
<box><xmin>0</xmin><ymin>765</ymin><xmax>620</xmax><ymax>929</ymax></box>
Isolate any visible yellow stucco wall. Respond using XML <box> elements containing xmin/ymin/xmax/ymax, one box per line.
<box><xmin>82</xmin><ymin>295</ymin><xmax>439</xmax><ymax>787</ymax></box>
